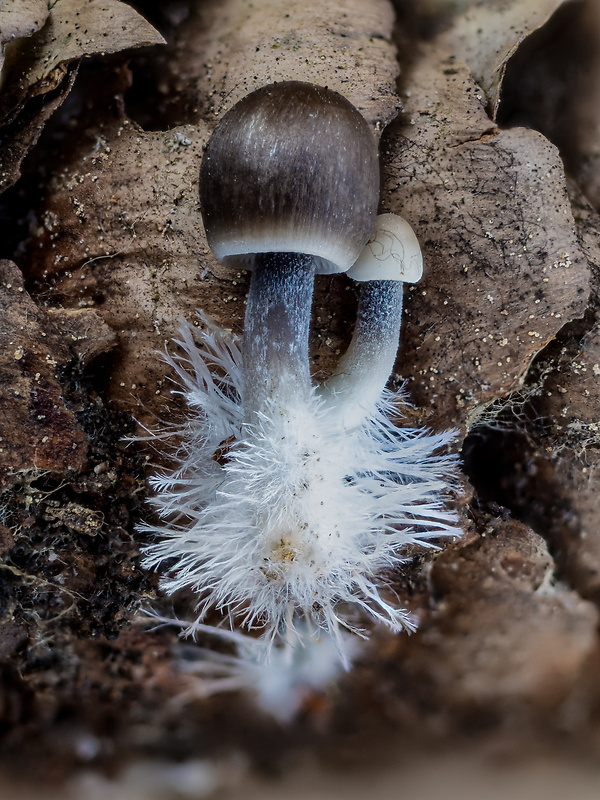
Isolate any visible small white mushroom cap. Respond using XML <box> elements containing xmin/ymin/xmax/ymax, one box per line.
<box><xmin>346</xmin><ymin>213</ymin><xmax>423</xmax><ymax>283</ymax></box>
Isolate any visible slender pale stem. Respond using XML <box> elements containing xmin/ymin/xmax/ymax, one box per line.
<box><xmin>243</xmin><ymin>253</ymin><xmax>316</xmax><ymax>420</ymax></box>
<box><xmin>320</xmin><ymin>280</ymin><xmax>404</xmax><ymax>428</ymax></box>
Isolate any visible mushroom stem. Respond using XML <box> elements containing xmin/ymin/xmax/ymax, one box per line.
<box><xmin>243</xmin><ymin>253</ymin><xmax>316</xmax><ymax>419</ymax></box>
<box><xmin>321</xmin><ymin>280</ymin><xmax>404</xmax><ymax>428</ymax></box>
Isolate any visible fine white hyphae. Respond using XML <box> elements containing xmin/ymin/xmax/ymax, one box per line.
<box><xmin>146</xmin><ymin>612</ymin><xmax>360</xmax><ymax>721</ymax></box>
<box><xmin>347</xmin><ymin>213</ymin><xmax>424</xmax><ymax>283</ymax></box>
<box><xmin>141</xmin><ymin>314</ymin><xmax>460</xmax><ymax>654</ymax></box>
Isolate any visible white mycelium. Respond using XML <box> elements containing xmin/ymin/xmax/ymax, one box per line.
<box><xmin>141</xmin><ymin>311</ymin><xmax>459</xmax><ymax>652</ymax></box>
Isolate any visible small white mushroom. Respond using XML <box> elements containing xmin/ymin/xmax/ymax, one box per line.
<box><xmin>321</xmin><ymin>213</ymin><xmax>423</xmax><ymax>429</ymax></box>
<box><xmin>347</xmin><ymin>212</ymin><xmax>423</xmax><ymax>284</ymax></box>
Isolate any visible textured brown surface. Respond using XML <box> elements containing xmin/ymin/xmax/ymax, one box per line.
<box><xmin>505</xmin><ymin>183</ymin><xmax>600</xmax><ymax>602</ymax></box>
<box><xmin>438</xmin><ymin>0</ymin><xmax>565</xmax><ymax>118</ymax></box>
<box><xmin>173</xmin><ymin>0</ymin><xmax>400</xmax><ymax>131</ymax></box>
<box><xmin>495</xmin><ymin>1</ymin><xmax>600</xmax><ymax>211</ymax></box>
<box><xmin>0</xmin><ymin>0</ymin><xmax>48</xmax><ymax>72</ymax></box>
<box><xmin>406</xmin><ymin>516</ymin><xmax>599</xmax><ymax>710</ymax></box>
<box><xmin>24</xmin><ymin>114</ymin><xmax>217</xmax><ymax>423</ymax></box>
<box><xmin>382</xmin><ymin>48</ymin><xmax>590</xmax><ymax>431</ymax></box>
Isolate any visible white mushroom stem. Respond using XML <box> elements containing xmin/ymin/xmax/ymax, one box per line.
<box><xmin>320</xmin><ymin>280</ymin><xmax>404</xmax><ymax>429</ymax></box>
<box><xmin>320</xmin><ymin>213</ymin><xmax>424</xmax><ymax>430</ymax></box>
<box><xmin>242</xmin><ymin>253</ymin><xmax>315</xmax><ymax>420</ymax></box>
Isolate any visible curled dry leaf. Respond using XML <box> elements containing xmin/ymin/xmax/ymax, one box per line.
<box><xmin>0</xmin><ymin>64</ymin><xmax>77</xmax><ymax>198</ymax></box>
<box><xmin>539</xmin><ymin>379</ymin><xmax>600</xmax><ymax>603</ymax></box>
<box><xmin>438</xmin><ymin>0</ymin><xmax>565</xmax><ymax>118</ymax></box>
<box><xmin>0</xmin><ymin>0</ymin><xmax>164</xmax><ymax>192</ymax></box>
<box><xmin>1</xmin><ymin>0</ymin><xmax>164</xmax><ymax>117</ymax></box>
<box><xmin>496</xmin><ymin>1</ymin><xmax>600</xmax><ymax>211</ymax></box>
<box><xmin>571</xmin><ymin>1</ymin><xmax>600</xmax><ymax>210</ymax></box>
<box><xmin>0</xmin><ymin>0</ymin><xmax>48</xmax><ymax>72</ymax></box>
<box><xmin>382</xmin><ymin>47</ymin><xmax>590</xmax><ymax>431</ymax></box>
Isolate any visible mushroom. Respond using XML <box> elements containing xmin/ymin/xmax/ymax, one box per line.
<box><xmin>321</xmin><ymin>213</ymin><xmax>424</xmax><ymax>429</ymax></box>
<box><xmin>199</xmin><ymin>80</ymin><xmax>379</xmax><ymax>417</ymax></box>
<box><xmin>142</xmin><ymin>84</ymin><xmax>460</xmax><ymax>657</ymax></box>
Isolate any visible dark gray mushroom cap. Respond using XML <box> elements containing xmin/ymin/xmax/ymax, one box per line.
<box><xmin>199</xmin><ymin>81</ymin><xmax>380</xmax><ymax>274</ymax></box>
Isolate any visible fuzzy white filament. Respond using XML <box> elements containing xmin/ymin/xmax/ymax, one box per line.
<box><xmin>141</xmin><ymin>313</ymin><xmax>460</xmax><ymax>654</ymax></box>
<box><xmin>143</xmin><ymin>611</ymin><xmax>361</xmax><ymax>721</ymax></box>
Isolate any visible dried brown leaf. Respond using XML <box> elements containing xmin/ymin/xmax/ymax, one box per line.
<box><xmin>0</xmin><ymin>0</ymin><xmax>48</xmax><ymax>41</ymax></box>
<box><xmin>0</xmin><ymin>0</ymin><xmax>48</xmax><ymax>71</ymax></box>
<box><xmin>439</xmin><ymin>0</ymin><xmax>565</xmax><ymax>118</ymax></box>
<box><xmin>178</xmin><ymin>0</ymin><xmax>399</xmax><ymax>130</ymax></box>
<box><xmin>552</xmin><ymin>456</ymin><xmax>600</xmax><ymax>601</ymax></box>
<box><xmin>496</xmin><ymin>1</ymin><xmax>600</xmax><ymax>211</ymax></box>
<box><xmin>382</xmin><ymin>48</ymin><xmax>590</xmax><ymax>431</ymax></box>
<box><xmin>0</xmin><ymin>65</ymin><xmax>77</xmax><ymax>195</ymax></box>
<box><xmin>1</xmin><ymin>0</ymin><xmax>164</xmax><ymax>122</ymax></box>
<box><xmin>0</xmin><ymin>0</ymin><xmax>164</xmax><ymax>193</ymax></box>
<box><xmin>25</xmin><ymin>114</ymin><xmax>225</xmax><ymax>423</ymax></box>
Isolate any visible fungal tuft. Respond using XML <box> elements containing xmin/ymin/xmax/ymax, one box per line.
<box><xmin>139</xmin><ymin>84</ymin><xmax>461</xmax><ymax>699</ymax></box>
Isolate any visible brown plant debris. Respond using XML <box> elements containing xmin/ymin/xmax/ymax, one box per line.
<box><xmin>438</xmin><ymin>0</ymin><xmax>565</xmax><ymax>119</ymax></box>
<box><xmin>383</xmin><ymin>47</ymin><xmax>590</xmax><ymax>431</ymax></box>
<box><xmin>172</xmin><ymin>0</ymin><xmax>400</xmax><ymax>130</ymax></box>
<box><xmin>400</xmin><ymin>515</ymin><xmax>599</xmax><ymax>713</ymax></box>
<box><xmin>0</xmin><ymin>0</ymin><xmax>48</xmax><ymax>72</ymax></box>
<box><xmin>0</xmin><ymin>0</ymin><xmax>164</xmax><ymax>193</ymax></box>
